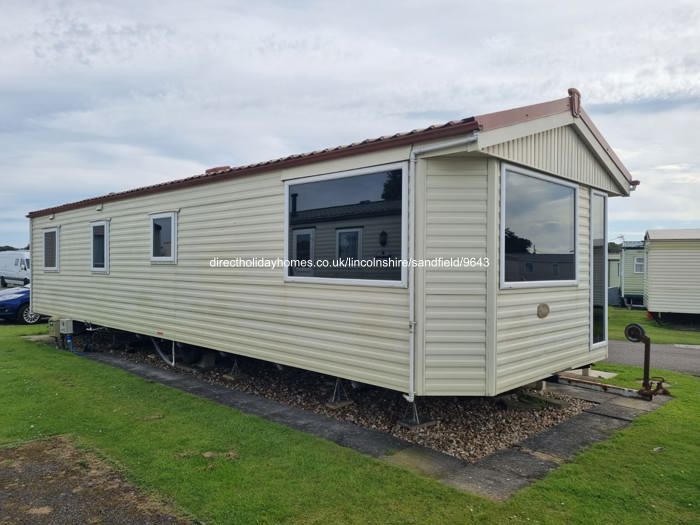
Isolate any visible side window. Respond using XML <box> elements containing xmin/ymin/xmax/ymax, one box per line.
<box><xmin>91</xmin><ymin>221</ymin><xmax>109</xmax><ymax>272</ymax></box>
<box><xmin>501</xmin><ymin>167</ymin><xmax>577</xmax><ymax>287</ymax></box>
<box><xmin>43</xmin><ymin>228</ymin><xmax>59</xmax><ymax>271</ymax></box>
<box><xmin>151</xmin><ymin>212</ymin><xmax>177</xmax><ymax>263</ymax></box>
<box><xmin>634</xmin><ymin>256</ymin><xmax>645</xmax><ymax>273</ymax></box>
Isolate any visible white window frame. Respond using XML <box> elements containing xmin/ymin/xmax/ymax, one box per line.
<box><xmin>634</xmin><ymin>256</ymin><xmax>645</xmax><ymax>274</ymax></box>
<box><xmin>90</xmin><ymin>220</ymin><xmax>110</xmax><ymax>273</ymax></box>
<box><xmin>150</xmin><ymin>211</ymin><xmax>178</xmax><ymax>263</ymax></box>
<box><xmin>43</xmin><ymin>226</ymin><xmax>60</xmax><ymax>272</ymax></box>
<box><xmin>500</xmin><ymin>163</ymin><xmax>579</xmax><ymax>289</ymax></box>
<box><xmin>283</xmin><ymin>162</ymin><xmax>408</xmax><ymax>287</ymax></box>
<box><xmin>336</xmin><ymin>227</ymin><xmax>363</xmax><ymax>260</ymax></box>
<box><xmin>590</xmin><ymin>190</ymin><xmax>608</xmax><ymax>350</ymax></box>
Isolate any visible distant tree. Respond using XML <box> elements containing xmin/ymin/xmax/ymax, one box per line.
<box><xmin>381</xmin><ymin>172</ymin><xmax>402</xmax><ymax>200</ymax></box>
<box><xmin>608</xmin><ymin>241</ymin><xmax>622</xmax><ymax>253</ymax></box>
<box><xmin>0</xmin><ymin>245</ymin><xmax>18</xmax><ymax>252</ymax></box>
<box><xmin>504</xmin><ymin>228</ymin><xmax>532</xmax><ymax>253</ymax></box>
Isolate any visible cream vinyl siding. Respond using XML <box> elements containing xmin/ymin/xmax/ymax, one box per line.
<box><xmin>483</xmin><ymin>125</ymin><xmax>620</xmax><ymax>195</ymax></box>
<box><xmin>31</xmin><ymin>149</ymin><xmax>411</xmax><ymax>392</ymax></box>
<box><xmin>622</xmin><ymin>248</ymin><xmax>645</xmax><ymax>296</ymax></box>
<box><xmin>645</xmin><ymin>240</ymin><xmax>700</xmax><ymax>314</ymax></box>
<box><xmin>415</xmin><ymin>156</ymin><xmax>488</xmax><ymax>395</ymax></box>
<box><xmin>494</xmin><ymin>171</ymin><xmax>605</xmax><ymax>394</ymax></box>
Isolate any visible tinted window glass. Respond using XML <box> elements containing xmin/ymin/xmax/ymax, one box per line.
<box><xmin>504</xmin><ymin>170</ymin><xmax>576</xmax><ymax>282</ymax></box>
<box><xmin>153</xmin><ymin>217</ymin><xmax>172</xmax><ymax>257</ymax></box>
<box><xmin>92</xmin><ymin>224</ymin><xmax>105</xmax><ymax>268</ymax></box>
<box><xmin>44</xmin><ymin>231</ymin><xmax>57</xmax><ymax>268</ymax></box>
<box><xmin>288</xmin><ymin>169</ymin><xmax>402</xmax><ymax>280</ymax></box>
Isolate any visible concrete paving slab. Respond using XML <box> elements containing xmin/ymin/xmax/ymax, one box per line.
<box><xmin>546</xmin><ymin>382</ymin><xmax>617</xmax><ymax>403</ymax></box>
<box><xmin>584</xmin><ymin>403</ymin><xmax>646</xmax><ymax>421</ymax></box>
<box><xmin>442</xmin><ymin>465</ymin><xmax>531</xmax><ymax>501</ymax></box>
<box><xmin>474</xmin><ymin>448</ymin><xmax>559</xmax><ymax>480</ymax></box>
<box><xmin>384</xmin><ymin>446</ymin><xmax>464</xmax><ymax>478</ymax></box>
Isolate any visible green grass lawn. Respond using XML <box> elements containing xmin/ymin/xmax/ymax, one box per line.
<box><xmin>608</xmin><ymin>307</ymin><xmax>700</xmax><ymax>345</ymax></box>
<box><xmin>1</xmin><ymin>323</ymin><xmax>699</xmax><ymax>524</ymax></box>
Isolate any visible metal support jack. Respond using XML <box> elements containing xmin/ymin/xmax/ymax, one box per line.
<box><xmin>222</xmin><ymin>359</ymin><xmax>243</xmax><ymax>381</ymax></box>
<box><xmin>326</xmin><ymin>378</ymin><xmax>353</xmax><ymax>409</ymax></box>
<box><xmin>397</xmin><ymin>400</ymin><xmax>436</xmax><ymax>429</ymax></box>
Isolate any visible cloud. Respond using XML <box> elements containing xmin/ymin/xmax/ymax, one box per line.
<box><xmin>0</xmin><ymin>0</ymin><xmax>699</xmax><ymax>246</ymax></box>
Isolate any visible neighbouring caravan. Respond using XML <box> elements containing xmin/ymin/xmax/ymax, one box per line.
<box><xmin>607</xmin><ymin>251</ymin><xmax>621</xmax><ymax>306</ymax></box>
<box><xmin>644</xmin><ymin>229</ymin><xmax>700</xmax><ymax>315</ymax></box>
<box><xmin>28</xmin><ymin>89</ymin><xmax>637</xmax><ymax>399</ymax></box>
<box><xmin>620</xmin><ymin>241</ymin><xmax>645</xmax><ymax>306</ymax></box>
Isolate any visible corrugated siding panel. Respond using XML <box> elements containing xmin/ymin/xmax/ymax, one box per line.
<box><xmin>622</xmin><ymin>248</ymin><xmax>645</xmax><ymax>296</ymax></box>
<box><xmin>496</xmin><ymin>187</ymin><xmax>601</xmax><ymax>393</ymax></box>
<box><xmin>484</xmin><ymin>125</ymin><xmax>619</xmax><ymax>194</ymax></box>
<box><xmin>645</xmin><ymin>241</ymin><xmax>700</xmax><ymax>314</ymax></box>
<box><xmin>421</xmin><ymin>157</ymin><xmax>488</xmax><ymax>395</ymax></box>
<box><xmin>31</xmin><ymin>163</ymin><xmax>411</xmax><ymax>392</ymax></box>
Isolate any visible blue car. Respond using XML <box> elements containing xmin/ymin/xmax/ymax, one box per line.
<box><xmin>0</xmin><ymin>286</ymin><xmax>42</xmax><ymax>324</ymax></box>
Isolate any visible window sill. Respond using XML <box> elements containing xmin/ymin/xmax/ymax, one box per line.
<box><xmin>284</xmin><ymin>276</ymin><xmax>407</xmax><ymax>288</ymax></box>
<box><xmin>500</xmin><ymin>280</ymin><xmax>578</xmax><ymax>290</ymax></box>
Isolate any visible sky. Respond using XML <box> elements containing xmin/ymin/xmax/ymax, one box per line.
<box><xmin>1</xmin><ymin>0</ymin><xmax>698</xmax><ymax>247</ymax></box>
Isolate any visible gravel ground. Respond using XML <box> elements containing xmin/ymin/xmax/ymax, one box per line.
<box><xmin>74</xmin><ymin>331</ymin><xmax>593</xmax><ymax>463</ymax></box>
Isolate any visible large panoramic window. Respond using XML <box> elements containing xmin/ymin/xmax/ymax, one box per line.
<box><xmin>286</xmin><ymin>165</ymin><xmax>406</xmax><ymax>284</ymax></box>
<box><xmin>91</xmin><ymin>221</ymin><xmax>109</xmax><ymax>272</ymax></box>
<box><xmin>43</xmin><ymin>227</ymin><xmax>59</xmax><ymax>271</ymax></box>
<box><xmin>151</xmin><ymin>212</ymin><xmax>177</xmax><ymax>262</ymax></box>
<box><xmin>591</xmin><ymin>192</ymin><xmax>607</xmax><ymax>345</ymax></box>
<box><xmin>501</xmin><ymin>167</ymin><xmax>577</xmax><ymax>287</ymax></box>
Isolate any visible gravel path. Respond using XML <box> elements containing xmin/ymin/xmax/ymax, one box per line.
<box><xmin>76</xmin><ymin>333</ymin><xmax>592</xmax><ymax>463</ymax></box>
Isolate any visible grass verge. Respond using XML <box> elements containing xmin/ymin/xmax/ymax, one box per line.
<box><xmin>1</xmin><ymin>323</ymin><xmax>698</xmax><ymax>524</ymax></box>
<box><xmin>608</xmin><ymin>307</ymin><xmax>700</xmax><ymax>344</ymax></box>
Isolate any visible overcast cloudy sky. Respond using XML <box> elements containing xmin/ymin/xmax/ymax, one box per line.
<box><xmin>1</xmin><ymin>0</ymin><xmax>698</xmax><ymax>247</ymax></box>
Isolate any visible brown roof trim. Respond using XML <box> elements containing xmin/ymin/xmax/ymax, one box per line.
<box><xmin>27</xmin><ymin>89</ymin><xmax>633</xmax><ymax>218</ymax></box>
<box><xmin>475</xmin><ymin>96</ymin><xmax>572</xmax><ymax>131</ymax></box>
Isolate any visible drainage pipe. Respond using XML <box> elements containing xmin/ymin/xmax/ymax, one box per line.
<box><xmin>403</xmin><ymin>133</ymin><xmax>479</xmax><ymax>402</ymax></box>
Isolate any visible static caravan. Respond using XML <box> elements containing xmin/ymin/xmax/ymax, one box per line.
<box><xmin>607</xmin><ymin>251</ymin><xmax>621</xmax><ymax>305</ymax></box>
<box><xmin>644</xmin><ymin>229</ymin><xmax>700</xmax><ymax>315</ymax></box>
<box><xmin>28</xmin><ymin>89</ymin><xmax>636</xmax><ymax>402</ymax></box>
<box><xmin>620</xmin><ymin>241</ymin><xmax>645</xmax><ymax>305</ymax></box>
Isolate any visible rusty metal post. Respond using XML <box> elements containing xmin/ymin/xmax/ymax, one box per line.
<box><xmin>641</xmin><ymin>333</ymin><xmax>651</xmax><ymax>392</ymax></box>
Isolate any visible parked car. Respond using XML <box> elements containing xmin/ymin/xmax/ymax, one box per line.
<box><xmin>0</xmin><ymin>285</ymin><xmax>42</xmax><ymax>324</ymax></box>
<box><xmin>0</xmin><ymin>250</ymin><xmax>31</xmax><ymax>287</ymax></box>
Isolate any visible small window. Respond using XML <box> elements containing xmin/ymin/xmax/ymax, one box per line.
<box><xmin>634</xmin><ymin>256</ymin><xmax>645</xmax><ymax>273</ymax></box>
<box><xmin>501</xmin><ymin>166</ymin><xmax>577</xmax><ymax>287</ymax></box>
<box><xmin>336</xmin><ymin>228</ymin><xmax>363</xmax><ymax>260</ymax></box>
<box><xmin>14</xmin><ymin>258</ymin><xmax>19</xmax><ymax>266</ymax></box>
<box><xmin>91</xmin><ymin>221</ymin><xmax>109</xmax><ymax>272</ymax></box>
<box><xmin>151</xmin><ymin>212</ymin><xmax>177</xmax><ymax>262</ymax></box>
<box><xmin>43</xmin><ymin>227</ymin><xmax>59</xmax><ymax>271</ymax></box>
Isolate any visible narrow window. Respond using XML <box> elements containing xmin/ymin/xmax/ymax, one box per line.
<box><xmin>286</xmin><ymin>164</ymin><xmax>406</xmax><ymax>284</ymax></box>
<box><xmin>336</xmin><ymin>228</ymin><xmax>363</xmax><ymax>260</ymax></box>
<box><xmin>501</xmin><ymin>167</ymin><xmax>577</xmax><ymax>287</ymax></box>
<box><xmin>91</xmin><ymin>221</ymin><xmax>109</xmax><ymax>272</ymax></box>
<box><xmin>634</xmin><ymin>256</ymin><xmax>645</xmax><ymax>273</ymax></box>
<box><xmin>43</xmin><ymin>228</ymin><xmax>59</xmax><ymax>271</ymax></box>
<box><xmin>151</xmin><ymin>212</ymin><xmax>177</xmax><ymax>262</ymax></box>
<box><xmin>591</xmin><ymin>192</ymin><xmax>607</xmax><ymax>345</ymax></box>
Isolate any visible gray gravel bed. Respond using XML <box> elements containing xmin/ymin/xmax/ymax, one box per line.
<box><xmin>74</xmin><ymin>333</ymin><xmax>593</xmax><ymax>463</ymax></box>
